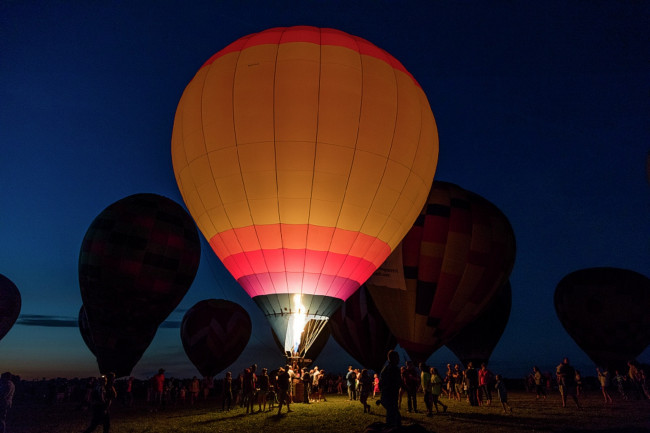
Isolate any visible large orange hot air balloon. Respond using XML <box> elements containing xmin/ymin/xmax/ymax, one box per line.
<box><xmin>367</xmin><ymin>181</ymin><xmax>516</xmax><ymax>362</ymax></box>
<box><xmin>172</xmin><ymin>26</ymin><xmax>438</xmax><ymax>356</ymax></box>
<box><xmin>554</xmin><ymin>267</ymin><xmax>650</xmax><ymax>370</ymax></box>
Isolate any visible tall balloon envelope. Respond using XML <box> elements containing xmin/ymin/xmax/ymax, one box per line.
<box><xmin>0</xmin><ymin>274</ymin><xmax>21</xmax><ymax>342</ymax></box>
<box><xmin>181</xmin><ymin>299</ymin><xmax>252</xmax><ymax>377</ymax></box>
<box><xmin>554</xmin><ymin>267</ymin><xmax>650</xmax><ymax>370</ymax></box>
<box><xmin>446</xmin><ymin>281</ymin><xmax>512</xmax><ymax>368</ymax></box>
<box><xmin>171</xmin><ymin>26</ymin><xmax>438</xmax><ymax>356</ymax></box>
<box><xmin>367</xmin><ymin>181</ymin><xmax>516</xmax><ymax>362</ymax></box>
<box><xmin>329</xmin><ymin>285</ymin><xmax>397</xmax><ymax>372</ymax></box>
<box><xmin>79</xmin><ymin>193</ymin><xmax>201</xmax><ymax>376</ymax></box>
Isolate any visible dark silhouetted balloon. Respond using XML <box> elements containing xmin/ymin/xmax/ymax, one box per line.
<box><xmin>181</xmin><ymin>299</ymin><xmax>251</xmax><ymax>377</ymax></box>
<box><xmin>78</xmin><ymin>305</ymin><xmax>96</xmax><ymax>355</ymax></box>
<box><xmin>271</xmin><ymin>321</ymin><xmax>331</xmax><ymax>365</ymax></box>
<box><xmin>367</xmin><ymin>181</ymin><xmax>516</xmax><ymax>363</ymax></box>
<box><xmin>79</xmin><ymin>193</ymin><xmax>200</xmax><ymax>376</ymax></box>
<box><xmin>446</xmin><ymin>281</ymin><xmax>512</xmax><ymax>368</ymax></box>
<box><xmin>329</xmin><ymin>285</ymin><xmax>397</xmax><ymax>372</ymax></box>
<box><xmin>555</xmin><ymin>267</ymin><xmax>650</xmax><ymax>370</ymax></box>
<box><xmin>0</xmin><ymin>274</ymin><xmax>21</xmax><ymax>342</ymax></box>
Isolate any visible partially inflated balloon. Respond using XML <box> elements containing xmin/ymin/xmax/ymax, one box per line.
<box><xmin>329</xmin><ymin>285</ymin><xmax>397</xmax><ymax>372</ymax></box>
<box><xmin>79</xmin><ymin>193</ymin><xmax>200</xmax><ymax>376</ymax></box>
<box><xmin>555</xmin><ymin>267</ymin><xmax>650</xmax><ymax>369</ymax></box>
<box><xmin>0</xmin><ymin>274</ymin><xmax>21</xmax><ymax>342</ymax></box>
<box><xmin>446</xmin><ymin>281</ymin><xmax>511</xmax><ymax>367</ymax></box>
<box><xmin>367</xmin><ymin>181</ymin><xmax>516</xmax><ymax>362</ymax></box>
<box><xmin>181</xmin><ymin>299</ymin><xmax>251</xmax><ymax>377</ymax></box>
<box><xmin>171</xmin><ymin>26</ymin><xmax>438</xmax><ymax>356</ymax></box>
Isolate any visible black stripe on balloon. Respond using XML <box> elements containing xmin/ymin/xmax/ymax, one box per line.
<box><xmin>450</xmin><ymin>198</ymin><xmax>470</xmax><ymax>209</ymax></box>
<box><xmin>425</xmin><ymin>204</ymin><xmax>450</xmax><ymax>217</ymax></box>
<box><xmin>415</xmin><ymin>280</ymin><xmax>436</xmax><ymax>316</ymax></box>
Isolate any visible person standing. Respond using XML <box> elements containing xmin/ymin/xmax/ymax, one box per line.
<box><xmin>276</xmin><ymin>367</ymin><xmax>292</xmax><ymax>416</ymax></box>
<box><xmin>379</xmin><ymin>350</ymin><xmax>402</xmax><ymax>427</ymax></box>
<box><xmin>597</xmin><ymin>368</ymin><xmax>613</xmax><ymax>404</ymax></box>
<box><xmin>494</xmin><ymin>374</ymin><xmax>513</xmax><ymax>414</ymax></box>
<box><xmin>420</xmin><ymin>363</ymin><xmax>433</xmax><ymax>416</ymax></box>
<box><xmin>82</xmin><ymin>372</ymin><xmax>117</xmax><ymax>433</ymax></box>
<box><xmin>358</xmin><ymin>369</ymin><xmax>373</xmax><ymax>413</ymax></box>
<box><xmin>465</xmin><ymin>362</ymin><xmax>479</xmax><ymax>406</ymax></box>
<box><xmin>301</xmin><ymin>368</ymin><xmax>311</xmax><ymax>403</ymax></box>
<box><xmin>430</xmin><ymin>367</ymin><xmax>448</xmax><ymax>414</ymax></box>
<box><xmin>478</xmin><ymin>363</ymin><xmax>493</xmax><ymax>406</ymax></box>
<box><xmin>346</xmin><ymin>366</ymin><xmax>357</xmax><ymax>401</ymax></box>
<box><xmin>403</xmin><ymin>360</ymin><xmax>420</xmax><ymax>413</ymax></box>
<box><xmin>222</xmin><ymin>372</ymin><xmax>233</xmax><ymax>411</ymax></box>
<box><xmin>532</xmin><ymin>366</ymin><xmax>546</xmax><ymax>400</ymax></box>
<box><xmin>556</xmin><ymin>357</ymin><xmax>580</xmax><ymax>409</ymax></box>
<box><xmin>0</xmin><ymin>372</ymin><xmax>15</xmax><ymax>433</ymax></box>
<box><xmin>152</xmin><ymin>369</ymin><xmax>165</xmax><ymax>411</ymax></box>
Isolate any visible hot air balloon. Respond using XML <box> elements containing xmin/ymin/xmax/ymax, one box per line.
<box><xmin>0</xmin><ymin>274</ymin><xmax>21</xmax><ymax>342</ymax></box>
<box><xmin>446</xmin><ymin>281</ymin><xmax>512</xmax><ymax>368</ymax></box>
<box><xmin>171</xmin><ymin>26</ymin><xmax>438</xmax><ymax>358</ymax></box>
<box><xmin>79</xmin><ymin>193</ymin><xmax>200</xmax><ymax>376</ymax></box>
<box><xmin>181</xmin><ymin>299</ymin><xmax>252</xmax><ymax>377</ymax></box>
<box><xmin>78</xmin><ymin>305</ymin><xmax>96</xmax><ymax>355</ymax></box>
<box><xmin>366</xmin><ymin>181</ymin><xmax>516</xmax><ymax>362</ymax></box>
<box><xmin>271</xmin><ymin>321</ymin><xmax>331</xmax><ymax>365</ymax></box>
<box><xmin>329</xmin><ymin>285</ymin><xmax>397</xmax><ymax>372</ymax></box>
<box><xmin>554</xmin><ymin>267</ymin><xmax>650</xmax><ymax>370</ymax></box>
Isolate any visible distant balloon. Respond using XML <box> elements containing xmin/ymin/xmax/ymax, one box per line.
<box><xmin>329</xmin><ymin>285</ymin><xmax>397</xmax><ymax>372</ymax></box>
<box><xmin>0</xmin><ymin>274</ymin><xmax>21</xmax><ymax>342</ymax></box>
<box><xmin>446</xmin><ymin>281</ymin><xmax>512</xmax><ymax>368</ymax></box>
<box><xmin>79</xmin><ymin>193</ymin><xmax>200</xmax><ymax>376</ymax></box>
<box><xmin>554</xmin><ymin>267</ymin><xmax>650</xmax><ymax>369</ymax></box>
<box><xmin>181</xmin><ymin>299</ymin><xmax>252</xmax><ymax>377</ymax></box>
<box><xmin>171</xmin><ymin>26</ymin><xmax>439</xmax><ymax>358</ymax></box>
<box><xmin>367</xmin><ymin>181</ymin><xmax>516</xmax><ymax>363</ymax></box>
<box><xmin>271</xmin><ymin>321</ymin><xmax>331</xmax><ymax>365</ymax></box>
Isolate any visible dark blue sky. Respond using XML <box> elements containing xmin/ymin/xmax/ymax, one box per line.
<box><xmin>1</xmin><ymin>1</ymin><xmax>648</xmax><ymax>379</ymax></box>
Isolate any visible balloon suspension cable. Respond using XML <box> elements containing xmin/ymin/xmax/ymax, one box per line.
<box><xmin>297</xmin><ymin>318</ymin><xmax>329</xmax><ymax>358</ymax></box>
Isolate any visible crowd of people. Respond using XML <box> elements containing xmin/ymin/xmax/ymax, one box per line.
<box><xmin>0</xmin><ymin>355</ymin><xmax>648</xmax><ymax>432</ymax></box>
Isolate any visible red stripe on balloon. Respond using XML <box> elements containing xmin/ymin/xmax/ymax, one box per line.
<box><xmin>200</xmin><ymin>26</ymin><xmax>419</xmax><ymax>88</ymax></box>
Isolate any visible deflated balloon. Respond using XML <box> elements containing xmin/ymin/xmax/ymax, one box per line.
<box><xmin>554</xmin><ymin>267</ymin><xmax>650</xmax><ymax>369</ymax></box>
<box><xmin>367</xmin><ymin>181</ymin><xmax>516</xmax><ymax>362</ymax></box>
<box><xmin>446</xmin><ymin>281</ymin><xmax>512</xmax><ymax>368</ymax></box>
<box><xmin>171</xmin><ymin>26</ymin><xmax>438</xmax><ymax>357</ymax></box>
<box><xmin>181</xmin><ymin>299</ymin><xmax>252</xmax><ymax>377</ymax></box>
<box><xmin>329</xmin><ymin>285</ymin><xmax>397</xmax><ymax>372</ymax></box>
<box><xmin>0</xmin><ymin>274</ymin><xmax>21</xmax><ymax>342</ymax></box>
<box><xmin>79</xmin><ymin>193</ymin><xmax>200</xmax><ymax>376</ymax></box>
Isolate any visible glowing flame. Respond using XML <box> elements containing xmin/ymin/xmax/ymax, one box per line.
<box><xmin>290</xmin><ymin>294</ymin><xmax>307</xmax><ymax>354</ymax></box>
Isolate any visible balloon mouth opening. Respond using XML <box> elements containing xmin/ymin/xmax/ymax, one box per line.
<box><xmin>284</xmin><ymin>294</ymin><xmax>328</xmax><ymax>357</ymax></box>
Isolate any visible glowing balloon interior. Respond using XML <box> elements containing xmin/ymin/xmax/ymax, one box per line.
<box><xmin>172</xmin><ymin>26</ymin><xmax>438</xmax><ymax>353</ymax></box>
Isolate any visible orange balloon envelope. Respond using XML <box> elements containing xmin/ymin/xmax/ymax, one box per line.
<box><xmin>171</xmin><ymin>26</ymin><xmax>438</xmax><ymax>354</ymax></box>
<box><xmin>366</xmin><ymin>181</ymin><xmax>516</xmax><ymax>362</ymax></box>
<box><xmin>554</xmin><ymin>267</ymin><xmax>650</xmax><ymax>370</ymax></box>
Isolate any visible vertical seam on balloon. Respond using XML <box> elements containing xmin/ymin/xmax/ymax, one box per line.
<box><xmin>313</xmin><ymin>34</ymin><xmax>365</xmax><ymax>304</ymax></box>
<box><xmin>230</xmin><ymin>34</ymin><xmax>275</xmax><ymax>304</ymax></box>
<box><xmin>271</xmin><ymin>28</ymin><xmax>289</xmax><ymax>318</ymax></box>
<box><xmin>303</xmin><ymin>28</ymin><xmax>323</xmax><ymax>326</ymax></box>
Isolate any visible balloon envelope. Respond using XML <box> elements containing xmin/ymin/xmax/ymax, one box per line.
<box><xmin>79</xmin><ymin>193</ymin><xmax>200</xmax><ymax>376</ymax></box>
<box><xmin>271</xmin><ymin>320</ymin><xmax>331</xmax><ymax>365</ymax></box>
<box><xmin>0</xmin><ymin>274</ymin><xmax>21</xmax><ymax>342</ymax></box>
<box><xmin>329</xmin><ymin>285</ymin><xmax>397</xmax><ymax>372</ymax></box>
<box><xmin>171</xmin><ymin>26</ymin><xmax>438</xmax><ymax>354</ymax></box>
<box><xmin>446</xmin><ymin>281</ymin><xmax>512</xmax><ymax>367</ymax></box>
<box><xmin>554</xmin><ymin>267</ymin><xmax>650</xmax><ymax>369</ymax></box>
<box><xmin>78</xmin><ymin>305</ymin><xmax>96</xmax><ymax>355</ymax></box>
<box><xmin>367</xmin><ymin>181</ymin><xmax>516</xmax><ymax>362</ymax></box>
<box><xmin>181</xmin><ymin>299</ymin><xmax>252</xmax><ymax>377</ymax></box>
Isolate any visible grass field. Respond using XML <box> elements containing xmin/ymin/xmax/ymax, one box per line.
<box><xmin>7</xmin><ymin>390</ymin><xmax>650</xmax><ymax>433</ymax></box>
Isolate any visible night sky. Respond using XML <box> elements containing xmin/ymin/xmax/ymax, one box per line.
<box><xmin>1</xmin><ymin>1</ymin><xmax>648</xmax><ymax>380</ymax></box>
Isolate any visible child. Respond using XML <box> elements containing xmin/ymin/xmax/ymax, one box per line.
<box><xmin>495</xmin><ymin>374</ymin><xmax>512</xmax><ymax>414</ymax></box>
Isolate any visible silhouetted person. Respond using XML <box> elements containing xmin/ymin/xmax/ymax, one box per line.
<box><xmin>358</xmin><ymin>369</ymin><xmax>372</xmax><ymax>413</ymax></box>
<box><xmin>82</xmin><ymin>372</ymin><xmax>116</xmax><ymax>433</ymax></box>
<box><xmin>379</xmin><ymin>350</ymin><xmax>402</xmax><ymax>427</ymax></box>
<box><xmin>556</xmin><ymin>357</ymin><xmax>580</xmax><ymax>409</ymax></box>
<box><xmin>0</xmin><ymin>372</ymin><xmax>15</xmax><ymax>433</ymax></box>
<box><xmin>276</xmin><ymin>367</ymin><xmax>292</xmax><ymax>415</ymax></box>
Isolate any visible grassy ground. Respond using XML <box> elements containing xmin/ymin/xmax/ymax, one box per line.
<box><xmin>7</xmin><ymin>390</ymin><xmax>650</xmax><ymax>433</ymax></box>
